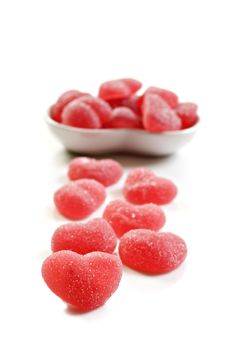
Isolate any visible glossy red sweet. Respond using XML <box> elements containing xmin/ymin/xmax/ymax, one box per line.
<box><xmin>107</xmin><ymin>96</ymin><xmax>142</xmax><ymax>116</ymax></box>
<box><xmin>50</xmin><ymin>90</ymin><xmax>89</xmax><ymax>123</ymax></box>
<box><xmin>123</xmin><ymin>168</ymin><xmax>177</xmax><ymax>205</ymax></box>
<box><xmin>54</xmin><ymin>179</ymin><xmax>106</xmax><ymax>220</ymax></box>
<box><xmin>103</xmin><ymin>200</ymin><xmax>166</xmax><ymax>237</ymax></box>
<box><xmin>62</xmin><ymin>100</ymin><xmax>102</xmax><ymax>128</ymax></box>
<box><xmin>68</xmin><ymin>157</ymin><xmax>123</xmax><ymax>187</ymax></box>
<box><xmin>77</xmin><ymin>95</ymin><xmax>112</xmax><ymax>125</ymax></box>
<box><xmin>42</xmin><ymin>251</ymin><xmax>122</xmax><ymax>312</ymax></box>
<box><xmin>99</xmin><ymin>78</ymin><xmax>142</xmax><ymax>101</ymax></box>
<box><xmin>119</xmin><ymin>229</ymin><xmax>187</xmax><ymax>274</ymax></box>
<box><xmin>143</xmin><ymin>86</ymin><xmax>179</xmax><ymax>108</ymax></box>
<box><xmin>142</xmin><ymin>94</ymin><xmax>181</xmax><ymax>132</ymax></box>
<box><xmin>104</xmin><ymin>107</ymin><xmax>142</xmax><ymax>129</ymax></box>
<box><xmin>51</xmin><ymin>218</ymin><xmax>117</xmax><ymax>255</ymax></box>
<box><xmin>176</xmin><ymin>102</ymin><xmax>198</xmax><ymax>129</ymax></box>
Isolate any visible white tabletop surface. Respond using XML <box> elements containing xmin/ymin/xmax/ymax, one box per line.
<box><xmin>0</xmin><ymin>1</ymin><xmax>233</xmax><ymax>349</ymax></box>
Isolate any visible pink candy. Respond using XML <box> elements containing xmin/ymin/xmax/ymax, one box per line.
<box><xmin>62</xmin><ymin>100</ymin><xmax>102</xmax><ymax>128</ymax></box>
<box><xmin>103</xmin><ymin>199</ymin><xmax>166</xmax><ymax>237</ymax></box>
<box><xmin>99</xmin><ymin>78</ymin><xmax>142</xmax><ymax>101</ymax></box>
<box><xmin>119</xmin><ymin>229</ymin><xmax>187</xmax><ymax>274</ymax></box>
<box><xmin>143</xmin><ymin>86</ymin><xmax>179</xmax><ymax>108</ymax></box>
<box><xmin>123</xmin><ymin>168</ymin><xmax>177</xmax><ymax>205</ymax></box>
<box><xmin>142</xmin><ymin>94</ymin><xmax>182</xmax><ymax>132</ymax></box>
<box><xmin>54</xmin><ymin>179</ymin><xmax>106</xmax><ymax>220</ymax></box>
<box><xmin>44</xmin><ymin>81</ymin><xmax>195</xmax><ymax>313</ymax></box>
<box><xmin>68</xmin><ymin>157</ymin><xmax>123</xmax><ymax>186</ymax></box>
<box><xmin>49</xmin><ymin>80</ymin><xmax>199</xmax><ymax>132</ymax></box>
<box><xmin>62</xmin><ymin>96</ymin><xmax>112</xmax><ymax>128</ymax></box>
<box><xmin>42</xmin><ymin>251</ymin><xmax>122</xmax><ymax>312</ymax></box>
<box><xmin>107</xmin><ymin>95</ymin><xmax>142</xmax><ymax>116</ymax></box>
<box><xmin>50</xmin><ymin>90</ymin><xmax>89</xmax><ymax>123</ymax></box>
<box><xmin>76</xmin><ymin>95</ymin><xmax>112</xmax><ymax>125</ymax></box>
<box><xmin>176</xmin><ymin>102</ymin><xmax>198</xmax><ymax>129</ymax></box>
<box><xmin>51</xmin><ymin>218</ymin><xmax>117</xmax><ymax>255</ymax></box>
<box><xmin>104</xmin><ymin>107</ymin><xmax>142</xmax><ymax>129</ymax></box>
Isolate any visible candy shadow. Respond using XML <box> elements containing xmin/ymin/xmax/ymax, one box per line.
<box><xmin>65</xmin><ymin>150</ymin><xmax>175</xmax><ymax>166</ymax></box>
<box><xmin>123</xmin><ymin>262</ymin><xmax>187</xmax><ymax>292</ymax></box>
<box><xmin>52</xmin><ymin>149</ymin><xmax>188</xmax><ymax>182</ymax></box>
<box><xmin>51</xmin><ymin>148</ymin><xmax>74</xmax><ymax>168</ymax></box>
<box><xmin>57</xmin><ymin>147</ymin><xmax>176</xmax><ymax>161</ymax></box>
<box><xmin>37</xmin><ymin>249</ymin><xmax>51</xmax><ymax>260</ymax></box>
<box><xmin>44</xmin><ymin>205</ymin><xmax>67</xmax><ymax>223</ymax></box>
<box><xmin>53</xmin><ymin>173</ymin><xmax>68</xmax><ymax>186</ymax></box>
<box><xmin>107</xmin><ymin>153</ymin><xmax>176</xmax><ymax>168</ymax></box>
<box><xmin>64</xmin><ymin>303</ymin><xmax>109</xmax><ymax>318</ymax></box>
<box><xmin>65</xmin><ymin>151</ymin><xmax>187</xmax><ymax>180</ymax></box>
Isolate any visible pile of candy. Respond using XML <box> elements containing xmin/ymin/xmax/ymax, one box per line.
<box><xmin>49</xmin><ymin>78</ymin><xmax>198</xmax><ymax>132</ymax></box>
<box><xmin>42</xmin><ymin>157</ymin><xmax>187</xmax><ymax>312</ymax></box>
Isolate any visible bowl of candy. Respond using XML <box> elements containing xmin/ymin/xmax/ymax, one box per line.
<box><xmin>46</xmin><ymin>78</ymin><xmax>200</xmax><ymax>156</ymax></box>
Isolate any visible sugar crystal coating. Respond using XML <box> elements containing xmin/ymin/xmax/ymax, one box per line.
<box><xmin>142</xmin><ymin>94</ymin><xmax>181</xmax><ymax>132</ymax></box>
<box><xmin>51</xmin><ymin>218</ymin><xmax>117</xmax><ymax>254</ymax></box>
<box><xmin>103</xmin><ymin>200</ymin><xmax>166</xmax><ymax>237</ymax></box>
<box><xmin>104</xmin><ymin>107</ymin><xmax>142</xmax><ymax>129</ymax></box>
<box><xmin>42</xmin><ymin>250</ymin><xmax>122</xmax><ymax>312</ymax></box>
<box><xmin>77</xmin><ymin>95</ymin><xmax>112</xmax><ymax>125</ymax></box>
<box><xmin>62</xmin><ymin>100</ymin><xmax>101</xmax><ymax>128</ymax></box>
<box><xmin>176</xmin><ymin>102</ymin><xmax>198</xmax><ymax>129</ymax></box>
<box><xmin>119</xmin><ymin>229</ymin><xmax>187</xmax><ymax>274</ymax></box>
<box><xmin>54</xmin><ymin>179</ymin><xmax>106</xmax><ymax>220</ymax></box>
<box><xmin>144</xmin><ymin>86</ymin><xmax>179</xmax><ymax>108</ymax></box>
<box><xmin>108</xmin><ymin>96</ymin><xmax>142</xmax><ymax>116</ymax></box>
<box><xmin>99</xmin><ymin>78</ymin><xmax>142</xmax><ymax>101</ymax></box>
<box><xmin>50</xmin><ymin>90</ymin><xmax>89</xmax><ymax>123</ymax></box>
<box><xmin>68</xmin><ymin>157</ymin><xmax>123</xmax><ymax>187</ymax></box>
<box><xmin>123</xmin><ymin>167</ymin><xmax>177</xmax><ymax>205</ymax></box>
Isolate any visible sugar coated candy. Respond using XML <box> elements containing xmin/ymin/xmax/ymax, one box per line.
<box><xmin>123</xmin><ymin>168</ymin><xmax>177</xmax><ymax>205</ymax></box>
<box><xmin>51</xmin><ymin>218</ymin><xmax>117</xmax><ymax>255</ymax></box>
<box><xmin>76</xmin><ymin>95</ymin><xmax>112</xmax><ymax>125</ymax></box>
<box><xmin>176</xmin><ymin>102</ymin><xmax>198</xmax><ymax>129</ymax></box>
<box><xmin>119</xmin><ymin>229</ymin><xmax>187</xmax><ymax>274</ymax></box>
<box><xmin>62</xmin><ymin>100</ymin><xmax>102</xmax><ymax>128</ymax></box>
<box><xmin>103</xmin><ymin>200</ymin><xmax>166</xmax><ymax>237</ymax></box>
<box><xmin>68</xmin><ymin>157</ymin><xmax>123</xmax><ymax>187</ymax></box>
<box><xmin>50</xmin><ymin>90</ymin><xmax>89</xmax><ymax>123</ymax></box>
<box><xmin>104</xmin><ymin>107</ymin><xmax>142</xmax><ymax>129</ymax></box>
<box><xmin>54</xmin><ymin>179</ymin><xmax>106</xmax><ymax>220</ymax></box>
<box><xmin>142</xmin><ymin>94</ymin><xmax>181</xmax><ymax>132</ymax></box>
<box><xmin>143</xmin><ymin>86</ymin><xmax>179</xmax><ymax>108</ymax></box>
<box><xmin>107</xmin><ymin>96</ymin><xmax>142</xmax><ymax>116</ymax></box>
<box><xmin>42</xmin><ymin>251</ymin><xmax>122</xmax><ymax>312</ymax></box>
<box><xmin>99</xmin><ymin>78</ymin><xmax>142</xmax><ymax>101</ymax></box>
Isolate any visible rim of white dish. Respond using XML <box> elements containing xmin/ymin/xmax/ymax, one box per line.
<box><xmin>45</xmin><ymin>113</ymin><xmax>200</xmax><ymax>136</ymax></box>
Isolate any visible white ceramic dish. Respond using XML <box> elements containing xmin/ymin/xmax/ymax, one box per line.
<box><xmin>45</xmin><ymin>114</ymin><xmax>200</xmax><ymax>156</ymax></box>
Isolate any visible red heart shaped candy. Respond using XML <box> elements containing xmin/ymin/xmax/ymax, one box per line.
<box><xmin>51</xmin><ymin>218</ymin><xmax>117</xmax><ymax>255</ymax></box>
<box><xmin>42</xmin><ymin>251</ymin><xmax>122</xmax><ymax>312</ymax></box>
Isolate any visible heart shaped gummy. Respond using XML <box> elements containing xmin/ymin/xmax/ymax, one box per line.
<box><xmin>104</xmin><ymin>107</ymin><xmax>142</xmax><ymax>129</ymax></box>
<box><xmin>98</xmin><ymin>78</ymin><xmax>142</xmax><ymax>101</ymax></box>
<box><xmin>143</xmin><ymin>86</ymin><xmax>179</xmax><ymax>108</ymax></box>
<box><xmin>103</xmin><ymin>199</ymin><xmax>166</xmax><ymax>237</ymax></box>
<box><xmin>123</xmin><ymin>168</ymin><xmax>177</xmax><ymax>205</ymax></box>
<box><xmin>51</xmin><ymin>218</ymin><xmax>117</xmax><ymax>255</ymax></box>
<box><xmin>42</xmin><ymin>250</ymin><xmax>122</xmax><ymax>312</ymax></box>
<box><xmin>119</xmin><ymin>229</ymin><xmax>187</xmax><ymax>274</ymax></box>
<box><xmin>50</xmin><ymin>90</ymin><xmax>90</xmax><ymax>123</ymax></box>
<box><xmin>142</xmin><ymin>93</ymin><xmax>181</xmax><ymax>132</ymax></box>
<box><xmin>54</xmin><ymin>179</ymin><xmax>106</xmax><ymax>220</ymax></box>
<box><xmin>68</xmin><ymin>157</ymin><xmax>123</xmax><ymax>187</ymax></box>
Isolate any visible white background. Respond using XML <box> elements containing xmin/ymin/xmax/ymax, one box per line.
<box><xmin>0</xmin><ymin>1</ymin><xmax>233</xmax><ymax>349</ymax></box>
